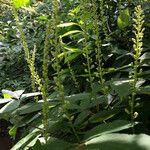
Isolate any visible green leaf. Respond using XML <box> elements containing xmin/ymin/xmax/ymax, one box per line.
<box><xmin>110</xmin><ymin>79</ymin><xmax>132</xmax><ymax>98</ymax></box>
<box><xmin>2</xmin><ymin>89</ymin><xmax>24</xmax><ymax>99</ymax></box>
<box><xmin>84</xmin><ymin>120</ymin><xmax>135</xmax><ymax>141</ymax></box>
<box><xmin>66</xmin><ymin>93</ymin><xmax>91</xmax><ymax>102</ymax></box>
<box><xmin>84</xmin><ymin>134</ymin><xmax>150</xmax><ymax>150</ymax></box>
<box><xmin>139</xmin><ymin>86</ymin><xmax>150</xmax><ymax>95</ymax></box>
<box><xmin>117</xmin><ymin>8</ymin><xmax>130</xmax><ymax>29</ymax></box>
<box><xmin>140</xmin><ymin>52</ymin><xmax>150</xmax><ymax>60</ymax></box>
<box><xmin>18</xmin><ymin>113</ymin><xmax>41</xmax><ymax>127</ymax></box>
<box><xmin>11</xmin><ymin>130</ymin><xmax>39</xmax><ymax>150</ymax></box>
<box><xmin>12</xmin><ymin>0</ymin><xmax>30</xmax><ymax>8</ymax></box>
<box><xmin>24</xmin><ymin>136</ymin><xmax>40</xmax><ymax>150</ymax></box>
<box><xmin>38</xmin><ymin>16</ymin><xmax>48</xmax><ymax>21</ymax></box>
<box><xmin>57</xmin><ymin>22</ymin><xmax>78</xmax><ymax>28</ymax></box>
<box><xmin>65</xmin><ymin>53</ymin><xmax>81</xmax><ymax>63</ymax></box>
<box><xmin>0</xmin><ymin>99</ymin><xmax>20</xmax><ymax>114</ymax></box>
<box><xmin>9</xmin><ymin>126</ymin><xmax>17</xmax><ymax>139</ymax></box>
<box><xmin>3</xmin><ymin>93</ymin><xmax>12</xmax><ymax>98</ymax></box>
<box><xmin>74</xmin><ymin>110</ymin><xmax>91</xmax><ymax>126</ymax></box>
<box><xmin>88</xmin><ymin>109</ymin><xmax>119</xmax><ymax>123</ymax></box>
<box><xmin>63</xmin><ymin>45</ymin><xmax>82</xmax><ymax>53</ymax></box>
<box><xmin>33</xmin><ymin>138</ymin><xmax>72</xmax><ymax>150</ymax></box>
<box><xmin>0</xmin><ymin>98</ymin><xmax>12</xmax><ymax>104</ymax></box>
<box><xmin>17</xmin><ymin>102</ymin><xmax>42</xmax><ymax>115</ymax></box>
<box><xmin>61</xmin><ymin>30</ymin><xmax>82</xmax><ymax>37</ymax></box>
<box><xmin>21</xmin><ymin>92</ymin><xmax>41</xmax><ymax>101</ymax></box>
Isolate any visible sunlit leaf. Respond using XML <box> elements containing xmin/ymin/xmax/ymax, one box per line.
<box><xmin>117</xmin><ymin>8</ymin><xmax>130</xmax><ymax>29</ymax></box>
<box><xmin>9</xmin><ymin>126</ymin><xmax>17</xmax><ymax>139</ymax></box>
<box><xmin>12</xmin><ymin>0</ymin><xmax>30</xmax><ymax>8</ymax></box>
<box><xmin>61</xmin><ymin>30</ymin><xmax>82</xmax><ymax>37</ymax></box>
<box><xmin>57</xmin><ymin>22</ymin><xmax>78</xmax><ymax>27</ymax></box>
<box><xmin>84</xmin><ymin>120</ymin><xmax>136</xmax><ymax>141</ymax></box>
<box><xmin>84</xmin><ymin>134</ymin><xmax>150</xmax><ymax>150</ymax></box>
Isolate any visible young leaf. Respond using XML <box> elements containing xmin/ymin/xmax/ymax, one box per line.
<box><xmin>12</xmin><ymin>0</ymin><xmax>30</xmax><ymax>8</ymax></box>
<box><xmin>2</xmin><ymin>89</ymin><xmax>24</xmax><ymax>99</ymax></box>
<box><xmin>117</xmin><ymin>8</ymin><xmax>130</xmax><ymax>29</ymax></box>
<box><xmin>9</xmin><ymin>126</ymin><xmax>17</xmax><ymax>139</ymax></box>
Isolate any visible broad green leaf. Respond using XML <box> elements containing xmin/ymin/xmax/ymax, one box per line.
<box><xmin>74</xmin><ymin>110</ymin><xmax>91</xmax><ymax>126</ymax></box>
<box><xmin>117</xmin><ymin>8</ymin><xmax>130</xmax><ymax>29</ymax></box>
<box><xmin>0</xmin><ymin>99</ymin><xmax>20</xmax><ymax>114</ymax></box>
<box><xmin>21</xmin><ymin>92</ymin><xmax>41</xmax><ymax>101</ymax></box>
<box><xmin>88</xmin><ymin>109</ymin><xmax>119</xmax><ymax>123</ymax></box>
<box><xmin>66</xmin><ymin>95</ymin><xmax>105</xmax><ymax>111</ymax></box>
<box><xmin>10</xmin><ymin>129</ymin><xmax>40</xmax><ymax>150</ymax></box>
<box><xmin>12</xmin><ymin>0</ymin><xmax>30</xmax><ymax>8</ymax></box>
<box><xmin>84</xmin><ymin>134</ymin><xmax>150</xmax><ymax>150</ymax></box>
<box><xmin>84</xmin><ymin>120</ymin><xmax>135</xmax><ymax>141</ymax></box>
<box><xmin>2</xmin><ymin>89</ymin><xmax>24</xmax><ymax>99</ymax></box>
<box><xmin>66</xmin><ymin>93</ymin><xmax>91</xmax><ymax>102</ymax></box>
<box><xmin>0</xmin><ymin>98</ymin><xmax>12</xmax><ymax>104</ymax></box>
<box><xmin>17</xmin><ymin>102</ymin><xmax>42</xmax><ymax>115</ymax></box>
<box><xmin>110</xmin><ymin>79</ymin><xmax>132</xmax><ymax>98</ymax></box>
<box><xmin>18</xmin><ymin>113</ymin><xmax>41</xmax><ymax>127</ymax></box>
<box><xmin>33</xmin><ymin>138</ymin><xmax>72</xmax><ymax>150</ymax></box>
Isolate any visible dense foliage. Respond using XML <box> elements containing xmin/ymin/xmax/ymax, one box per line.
<box><xmin>0</xmin><ymin>0</ymin><xmax>150</xmax><ymax>150</ymax></box>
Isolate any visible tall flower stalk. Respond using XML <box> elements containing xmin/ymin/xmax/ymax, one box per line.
<box><xmin>80</xmin><ymin>0</ymin><xmax>94</xmax><ymax>91</ymax></box>
<box><xmin>130</xmin><ymin>5</ymin><xmax>145</xmax><ymax>130</ymax></box>
<box><xmin>100</xmin><ymin>0</ymin><xmax>110</xmax><ymax>42</ymax></box>
<box><xmin>51</xmin><ymin>0</ymin><xmax>65</xmax><ymax>102</ymax></box>
<box><xmin>51</xmin><ymin>0</ymin><xmax>80</xmax><ymax>142</ymax></box>
<box><xmin>91</xmin><ymin>0</ymin><xmax>108</xmax><ymax>111</ymax></box>
<box><xmin>92</xmin><ymin>0</ymin><xmax>107</xmax><ymax>93</ymax></box>
<box><xmin>41</xmin><ymin>20</ymin><xmax>52</xmax><ymax>142</ymax></box>
<box><xmin>11</xmin><ymin>2</ymin><xmax>50</xmax><ymax>142</ymax></box>
<box><xmin>66</xmin><ymin>60</ymin><xmax>80</xmax><ymax>92</ymax></box>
